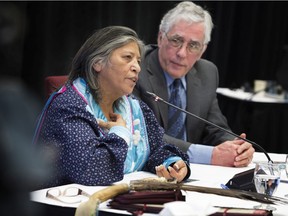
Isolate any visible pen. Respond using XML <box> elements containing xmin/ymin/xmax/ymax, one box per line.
<box><xmin>220</xmin><ymin>184</ymin><xmax>230</xmax><ymax>190</ymax></box>
<box><xmin>280</xmin><ymin>179</ymin><xmax>288</xmax><ymax>184</ymax></box>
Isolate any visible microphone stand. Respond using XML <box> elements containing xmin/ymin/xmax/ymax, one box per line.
<box><xmin>146</xmin><ymin>91</ymin><xmax>273</xmax><ymax>163</ymax></box>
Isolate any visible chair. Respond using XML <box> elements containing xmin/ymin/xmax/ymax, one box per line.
<box><xmin>44</xmin><ymin>75</ymin><xmax>68</xmax><ymax>98</ymax></box>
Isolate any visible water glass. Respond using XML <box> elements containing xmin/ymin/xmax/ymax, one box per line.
<box><xmin>285</xmin><ymin>155</ymin><xmax>288</xmax><ymax>198</ymax></box>
<box><xmin>253</xmin><ymin>162</ymin><xmax>281</xmax><ymax>211</ymax></box>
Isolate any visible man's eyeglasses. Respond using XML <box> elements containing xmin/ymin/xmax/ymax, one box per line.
<box><xmin>46</xmin><ymin>187</ymin><xmax>90</xmax><ymax>204</ymax></box>
<box><xmin>164</xmin><ymin>32</ymin><xmax>204</xmax><ymax>54</ymax></box>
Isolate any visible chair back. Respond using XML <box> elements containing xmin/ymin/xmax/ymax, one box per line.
<box><xmin>45</xmin><ymin>75</ymin><xmax>68</xmax><ymax>98</ymax></box>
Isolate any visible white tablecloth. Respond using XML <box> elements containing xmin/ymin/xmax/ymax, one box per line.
<box><xmin>30</xmin><ymin>152</ymin><xmax>288</xmax><ymax>215</ymax></box>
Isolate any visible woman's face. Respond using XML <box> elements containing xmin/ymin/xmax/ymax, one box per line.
<box><xmin>95</xmin><ymin>41</ymin><xmax>141</xmax><ymax>100</ymax></box>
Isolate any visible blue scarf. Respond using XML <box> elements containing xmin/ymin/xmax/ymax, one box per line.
<box><xmin>73</xmin><ymin>78</ymin><xmax>150</xmax><ymax>173</ymax></box>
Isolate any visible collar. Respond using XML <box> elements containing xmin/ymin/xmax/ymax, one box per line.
<box><xmin>163</xmin><ymin>72</ymin><xmax>187</xmax><ymax>90</ymax></box>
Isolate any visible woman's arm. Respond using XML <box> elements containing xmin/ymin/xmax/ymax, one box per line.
<box><xmin>39</xmin><ymin>89</ymin><xmax>129</xmax><ymax>186</ymax></box>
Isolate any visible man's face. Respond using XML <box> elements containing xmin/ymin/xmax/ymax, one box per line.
<box><xmin>157</xmin><ymin>20</ymin><xmax>207</xmax><ymax>79</ymax></box>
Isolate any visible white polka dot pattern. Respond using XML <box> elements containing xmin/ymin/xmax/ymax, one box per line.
<box><xmin>37</xmin><ymin>85</ymin><xmax>189</xmax><ymax>187</ymax></box>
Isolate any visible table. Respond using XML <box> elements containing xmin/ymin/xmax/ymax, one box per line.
<box><xmin>216</xmin><ymin>88</ymin><xmax>288</xmax><ymax>154</ymax></box>
<box><xmin>216</xmin><ymin>88</ymin><xmax>288</xmax><ymax>103</ymax></box>
<box><xmin>30</xmin><ymin>152</ymin><xmax>288</xmax><ymax>216</ymax></box>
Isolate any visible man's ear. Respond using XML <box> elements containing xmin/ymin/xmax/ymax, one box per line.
<box><xmin>197</xmin><ymin>44</ymin><xmax>207</xmax><ymax>60</ymax></box>
<box><xmin>93</xmin><ymin>62</ymin><xmax>103</xmax><ymax>72</ymax></box>
<box><xmin>201</xmin><ymin>44</ymin><xmax>207</xmax><ymax>54</ymax></box>
<box><xmin>157</xmin><ymin>32</ymin><xmax>163</xmax><ymax>45</ymax></box>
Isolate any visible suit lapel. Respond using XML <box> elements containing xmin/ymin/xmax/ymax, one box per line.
<box><xmin>146</xmin><ymin>50</ymin><xmax>169</xmax><ymax>128</ymax></box>
<box><xmin>186</xmin><ymin>67</ymin><xmax>201</xmax><ymax>128</ymax></box>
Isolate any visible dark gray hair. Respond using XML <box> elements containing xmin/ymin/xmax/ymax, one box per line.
<box><xmin>69</xmin><ymin>26</ymin><xmax>144</xmax><ymax>103</ymax></box>
<box><xmin>159</xmin><ymin>1</ymin><xmax>213</xmax><ymax>44</ymax></box>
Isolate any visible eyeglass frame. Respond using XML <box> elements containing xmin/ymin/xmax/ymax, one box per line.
<box><xmin>164</xmin><ymin>32</ymin><xmax>205</xmax><ymax>54</ymax></box>
<box><xmin>46</xmin><ymin>186</ymin><xmax>90</xmax><ymax>204</ymax></box>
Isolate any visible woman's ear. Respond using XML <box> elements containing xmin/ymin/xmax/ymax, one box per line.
<box><xmin>93</xmin><ymin>62</ymin><xmax>103</xmax><ymax>72</ymax></box>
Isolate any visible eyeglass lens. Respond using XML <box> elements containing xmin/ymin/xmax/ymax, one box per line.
<box><xmin>63</xmin><ymin>187</ymin><xmax>90</xmax><ymax>197</ymax></box>
<box><xmin>46</xmin><ymin>187</ymin><xmax>90</xmax><ymax>204</ymax></box>
<box><xmin>165</xmin><ymin>33</ymin><xmax>203</xmax><ymax>53</ymax></box>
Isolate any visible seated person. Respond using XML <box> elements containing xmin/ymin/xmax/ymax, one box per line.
<box><xmin>34</xmin><ymin>26</ymin><xmax>190</xmax><ymax>187</ymax></box>
<box><xmin>133</xmin><ymin>1</ymin><xmax>254</xmax><ymax>167</ymax></box>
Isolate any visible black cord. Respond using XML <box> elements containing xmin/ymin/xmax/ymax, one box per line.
<box><xmin>146</xmin><ymin>91</ymin><xmax>273</xmax><ymax>163</ymax></box>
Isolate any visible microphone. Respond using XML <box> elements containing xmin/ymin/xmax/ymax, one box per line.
<box><xmin>146</xmin><ymin>91</ymin><xmax>273</xmax><ymax>192</ymax></box>
<box><xmin>145</xmin><ymin>91</ymin><xmax>272</xmax><ymax>163</ymax></box>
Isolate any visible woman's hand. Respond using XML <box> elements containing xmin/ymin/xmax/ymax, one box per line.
<box><xmin>155</xmin><ymin>160</ymin><xmax>188</xmax><ymax>183</ymax></box>
<box><xmin>97</xmin><ymin>112</ymin><xmax>126</xmax><ymax>129</ymax></box>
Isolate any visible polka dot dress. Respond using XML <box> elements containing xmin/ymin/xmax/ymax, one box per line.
<box><xmin>37</xmin><ymin>84</ymin><xmax>189</xmax><ymax>187</ymax></box>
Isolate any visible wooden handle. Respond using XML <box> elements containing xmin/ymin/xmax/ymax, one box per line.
<box><xmin>74</xmin><ymin>183</ymin><xmax>130</xmax><ymax>216</ymax></box>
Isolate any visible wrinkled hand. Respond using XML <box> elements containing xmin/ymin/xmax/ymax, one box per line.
<box><xmin>233</xmin><ymin>133</ymin><xmax>255</xmax><ymax>167</ymax></box>
<box><xmin>211</xmin><ymin>141</ymin><xmax>239</xmax><ymax>167</ymax></box>
<box><xmin>155</xmin><ymin>160</ymin><xmax>188</xmax><ymax>183</ymax></box>
<box><xmin>97</xmin><ymin>112</ymin><xmax>126</xmax><ymax>130</ymax></box>
<box><xmin>211</xmin><ymin>133</ymin><xmax>254</xmax><ymax>167</ymax></box>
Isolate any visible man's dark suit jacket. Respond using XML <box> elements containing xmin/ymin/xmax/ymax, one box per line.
<box><xmin>133</xmin><ymin>45</ymin><xmax>234</xmax><ymax>152</ymax></box>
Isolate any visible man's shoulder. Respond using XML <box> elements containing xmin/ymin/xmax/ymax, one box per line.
<box><xmin>139</xmin><ymin>44</ymin><xmax>161</xmax><ymax>77</ymax></box>
<box><xmin>194</xmin><ymin>58</ymin><xmax>218</xmax><ymax>72</ymax></box>
<box><xmin>144</xmin><ymin>44</ymin><xmax>158</xmax><ymax>56</ymax></box>
<box><xmin>196</xmin><ymin>58</ymin><xmax>216</xmax><ymax>67</ymax></box>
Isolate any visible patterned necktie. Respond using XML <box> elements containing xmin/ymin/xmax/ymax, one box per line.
<box><xmin>167</xmin><ymin>79</ymin><xmax>185</xmax><ymax>140</ymax></box>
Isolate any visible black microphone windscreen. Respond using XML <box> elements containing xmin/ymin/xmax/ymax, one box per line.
<box><xmin>225</xmin><ymin>168</ymin><xmax>256</xmax><ymax>192</ymax></box>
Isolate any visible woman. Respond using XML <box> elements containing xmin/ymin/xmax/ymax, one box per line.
<box><xmin>35</xmin><ymin>26</ymin><xmax>190</xmax><ymax>187</ymax></box>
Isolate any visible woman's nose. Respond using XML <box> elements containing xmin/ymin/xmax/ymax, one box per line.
<box><xmin>131</xmin><ymin>61</ymin><xmax>141</xmax><ymax>73</ymax></box>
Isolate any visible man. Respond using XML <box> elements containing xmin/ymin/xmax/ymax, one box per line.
<box><xmin>133</xmin><ymin>1</ymin><xmax>254</xmax><ymax>167</ymax></box>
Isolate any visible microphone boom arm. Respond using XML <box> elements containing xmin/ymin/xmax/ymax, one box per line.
<box><xmin>146</xmin><ymin>91</ymin><xmax>272</xmax><ymax>163</ymax></box>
